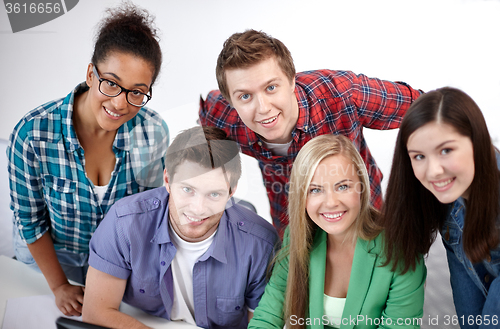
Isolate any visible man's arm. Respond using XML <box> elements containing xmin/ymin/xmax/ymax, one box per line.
<box><xmin>82</xmin><ymin>266</ymin><xmax>151</xmax><ymax>329</ymax></box>
<box><xmin>198</xmin><ymin>91</ymin><xmax>239</xmax><ymax>133</ymax></box>
<box><xmin>342</xmin><ymin>71</ymin><xmax>422</xmax><ymax>129</ymax></box>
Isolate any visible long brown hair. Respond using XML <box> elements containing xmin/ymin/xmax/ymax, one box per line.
<box><xmin>284</xmin><ymin>134</ymin><xmax>381</xmax><ymax>328</ymax></box>
<box><xmin>380</xmin><ymin>87</ymin><xmax>499</xmax><ymax>273</ymax></box>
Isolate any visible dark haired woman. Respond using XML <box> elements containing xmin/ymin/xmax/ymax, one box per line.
<box><xmin>7</xmin><ymin>3</ymin><xmax>168</xmax><ymax>317</ymax></box>
<box><xmin>380</xmin><ymin>87</ymin><xmax>500</xmax><ymax>327</ymax></box>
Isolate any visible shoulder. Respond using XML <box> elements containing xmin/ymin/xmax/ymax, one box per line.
<box><xmin>132</xmin><ymin>106</ymin><xmax>165</xmax><ymax>125</ymax></box>
<box><xmin>362</xmin><ymin>232</ymin><xmax>426</xmax><ymax>276</ymax></box>
<box><xmin>225</xmin><ymin>202</ymin><xmax>278</xmax><ymax>246</ymax></box>
<box><xmin>199</xmin><ymin>90</ymin><xmax>239</xmax><ymax>125</ymax></box>
<box><xmin>296</xmin><ymin>69</ymin><xmax>356</xmax><ymax>86</ymax></box>
<box><xmin>129</xmin><ymin>106</ymin><xmax>169</xmax><ymax>132</ymax></box>
<box><xmin>125</xmin><ymin>106</ymin><xmax>169</xmax><ymax>146</ymax></box>
<box><xmin>10</xmin><ymin>96</ymin><xmax>66</xmax><ymax>144</ymax></box>
<box><xmin>111</xmin><ymin>187</ymin><xmax>167</xmax><ymax>217</ymax></box>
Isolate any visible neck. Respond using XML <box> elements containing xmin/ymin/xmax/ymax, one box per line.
<box><xmin>327</xmin><ymin>231</ymin><xmax>356</xmax><ymax>251</ymax></box>
<box><xmin>73</xmin><ymin>92</ymin><xmax>115</xmax><ymax>138</ymax></box>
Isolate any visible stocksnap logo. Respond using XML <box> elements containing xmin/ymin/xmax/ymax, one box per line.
<box><xmin>3</xmin><ymin>0</ymin><xmax>79</xmax><ymax>33</ymax></box>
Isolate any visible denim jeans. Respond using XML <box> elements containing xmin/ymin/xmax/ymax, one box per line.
<box><xmin>441</xmin><ymin>198</ymin><xmax>500</xmax><ymax>328</ymax></box>
<box><xmin>13</xmin><ymin>226</ymin><xmax>89</xmax><ymax>285</ymax></box>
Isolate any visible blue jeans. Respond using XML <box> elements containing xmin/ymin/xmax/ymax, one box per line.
<box><xmin>442</xmin><ymin>200</ymin><xmax>500</xmax><ymax>328</ymax></box>
<box><xmin>13</xmin><ymin>226</ymin><xmax>89</xmax><ymax>285</ymax></box>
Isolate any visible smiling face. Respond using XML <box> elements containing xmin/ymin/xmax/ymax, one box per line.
<box><xmin>305</xmin><ymin>154</ymin><xmax>362</xmax><ymax>242</ymax></box>
<box><xmin>165</xmin><ymin>160</ymin><xmax>234</xmax><ymax>243</ymax></box>
<box><xmin>225</xmin><ymin>56</ymin><xmax>299</xmax><ymax>144</ymax></box>
<box><xmin>407</xmin><ymin>121</ymin><xmax>475</xmax><ymax>203</ymax></box>
<box><xmin>85</xmin><ymin>52</ymin><xmax>154</xmax><ymax>132</ymax></box>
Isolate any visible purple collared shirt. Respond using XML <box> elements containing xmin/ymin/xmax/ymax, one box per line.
<box><xmin>89</xmin><ymin>187</ymin><xmax>278</xmax><ymax>329</ymax></box>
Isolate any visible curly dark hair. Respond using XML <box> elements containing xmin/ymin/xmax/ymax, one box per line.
<box><xmin>91</xmin><ymin>1</ymin><xmax>162</xmax><ymax>87</ymax></box>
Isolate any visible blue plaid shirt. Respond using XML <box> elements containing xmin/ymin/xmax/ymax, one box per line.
<box><xmin>7</xmin><ymin>83</ymin><xmax>169</xmax><ymax>254</ymax></box>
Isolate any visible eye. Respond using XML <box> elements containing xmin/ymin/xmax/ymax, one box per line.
<box><xmin>209</xmin><ymin>192</ymin><xmax>220</xmax><ymax>198</ymax></box>
<box><xmin>240</xmin><ymin>94</ymin><xmax>250</xmax><ymax>101</ymax></box>
<box><xmin>105</xmin><ymin>80</ymin><xmax>117</xmax><ymax>88</ymax></box>
<box><xmin>182</xmin><ymin>187</ymin><xmax>193</xmax><ymax>194</ymax></box>
<box><xmin>441</xmin><ymin>148</ymin><xmax>452</xmax><ymax>155</ymax></box>
<box><xmin>413</xmin><ymin>154</ymin><xmax>424</xmax><ymax>161</ymax></box>
<box><xmin>337</xmin><ymin>184</ymin><xmax>349</xmax><ymax>192</ymax></box>
<box><xmin>308</xmin><ymin>187</ymin><xmax>321</xmax><ymax>194</ymax></box>
<box><xmin>266</xmin><ymin>85</ymin><xmax>276</xmax><ymax>92</ymax></box>
<box><xmin>131</xmin><ymin>89</ymin><xmax>144</xmax><ymax>96</ymax></box>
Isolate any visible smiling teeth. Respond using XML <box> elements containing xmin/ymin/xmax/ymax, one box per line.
<box><xmin>105</xmin><ymin>107</ymin><xmax>122</xmax><ymax>117</ymax></box>
<box><xmin>261</xmin><ymin>116</ymin><xmax>277</xmax><ymax>124</ymax></box>
<box><xmin>186</xmin><ymin>215</ymin><xmax>203</xmax><ymax>222</ymax></box>
<box><xmin>434</xmin><ymin>178</ymin><xmax>453</xmax><ymax>187</ymax></box>
<box><xmin>323</xmin><ymin>212</ymin><xmax>343</xmax><ymax>219</ymax></box>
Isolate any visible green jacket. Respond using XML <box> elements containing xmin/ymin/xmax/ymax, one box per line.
<box><xmin>249</xmin><ymin>228</ymin><xmax>426</xmax><ymax>328</ymax></box>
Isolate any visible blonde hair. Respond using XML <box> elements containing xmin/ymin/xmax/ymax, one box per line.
<box><xmin>284</xmin><ymin>134</ymin><xmax>381</xmax><ymax>328</ymax></box>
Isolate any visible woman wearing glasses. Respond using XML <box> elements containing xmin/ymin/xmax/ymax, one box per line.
<box><xmin>7</xmin><ymin>3</ymin><xmax>168</xmax><ymax>317</ymax></box>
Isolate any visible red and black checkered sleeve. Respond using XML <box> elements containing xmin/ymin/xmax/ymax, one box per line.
<box><xmin>351</xmin><ymin>73</ymin><xmax>422</xmax><ymax>130</ymax></box>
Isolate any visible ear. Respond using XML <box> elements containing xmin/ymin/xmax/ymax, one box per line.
<box><xmin>229</xmin><ymin>184</ymin><xmax>237</xmax><ymax>198</ymax></box>
<box><xmin>164</xmin><ymin>169</ymin><xmax>171</xmax><ymax>193</ymax></box>
<box><xmin>290</xmin><ymin>77</ymin><xmax>296</xmax><ymax>92</ymax></box>
<box><xmin>86</xmin><ymin>63</ymin><xmax>95</xmax><ymax>88</ymax></box>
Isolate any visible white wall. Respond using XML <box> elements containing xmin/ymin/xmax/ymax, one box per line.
<box><xmin>1</xmin><ymin>0</ymin><xmax>499</xmax><ymax>222</ymax></box>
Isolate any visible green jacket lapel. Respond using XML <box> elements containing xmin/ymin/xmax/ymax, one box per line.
<box><xmin>308</xmin><ymin>229</ymin><xmax>327</xmax><ymax>327</ymax></box>
<box><xmin>341</xmin><ymin>238</ymin><xmax>377</xmax><ymax>329</ymax></box>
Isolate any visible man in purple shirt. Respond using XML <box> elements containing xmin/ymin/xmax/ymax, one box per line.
<box><xmin>82</xmin><ymin>126</ymin><xmax>279</xmax><ymax>329</ymax></box>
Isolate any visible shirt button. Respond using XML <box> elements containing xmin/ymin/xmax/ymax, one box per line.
<box><xmin>238</xmin><ymin>221</ymin><xmax>244</xmax><ymax>226</ymax></box>
<box><xmin>258</xmin><ymin>141</ymin><xmax>262</xmax><ymax>146</ymax></box>
<box><xmin>153</xmin><ymin>200</ymin><xmax>159</xmax><ymax>206</ymax></box>
<box><xmin>304</xmin><ymin>126</ymin><xmax>308</xmax><ymax>132</ymax></box>
<box><xmin>161</xmin><ymin>261</ymin><xmax>166</xmax><ymax>266</ymax></box>
<box><xmin>485</xmin><ymin>274</ymin><xmax>491</xmax><ymax>283</ymax></box>
<box><xmin>235</xmin><ymin>306</ymin><xmax>241</xmax><ymax>311</ymax></box>
<box><xmin>139</xmin><ymin>289</ymin><xmax>145</xmax><ymax>294</ymax></box>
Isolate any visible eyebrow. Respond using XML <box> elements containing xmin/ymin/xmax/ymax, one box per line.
<box><xmin>334</xmin><ymin>179</ymin><xmax>352</xmax><ymax>186</ymax></box>
<box><xmin>181</xmin><ymin>182</ymin><xmax>227</xmax><ymax>195</ymax></box>
<box><xmin>101</xmin><ymin>71</ymin><xmax>150</xmax><ymax>89</ymax></box>
<box><xmin>231</xmin><ymin>77</ymin><xmax>281</xmax><ymax>97</ymax></box>
<box><xmin>309</xmin><ymin>179</ymin><xmax>353</xmax><ymax>188</ymax></box>
<box><xmin>407</xmin><ymin>140</ymin><xmax>457</xmax><ymax>153</ymax></box>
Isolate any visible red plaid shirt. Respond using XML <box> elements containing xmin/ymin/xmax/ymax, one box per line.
<box><xmin>199</xmin><ymin>70</ymin><xmax>422</xmax><ymax>237</ymax></box>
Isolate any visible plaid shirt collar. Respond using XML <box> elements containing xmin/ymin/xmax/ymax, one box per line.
<box><xmin>61</xmin><ymin>82</ymin><xmax>133</xmax><ymax>153</ymax></box>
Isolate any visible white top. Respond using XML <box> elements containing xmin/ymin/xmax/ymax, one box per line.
<box><xmin>262</xmin><ymin>140</ymin><xmax>293</xmax><ymax>157</ymax></box>
<box><xmin>323</xmin><ymin>294</ymin><xmax>346</xmax><ymax>329</ymax></box>
<box><xmin>93</xmin><ymin>185</ymin><xmax>108</xmax><ymax>204</ymax></box>
<box><xmin>169</xmin><ymin>224</ymin><xmax>216</xmax><ymax>325</ymax></box>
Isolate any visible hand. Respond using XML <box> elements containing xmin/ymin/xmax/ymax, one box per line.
<box><xmin>53</xmin><ymin>283</ymin><xmax>85</xmax><ymax>316</ymax></box>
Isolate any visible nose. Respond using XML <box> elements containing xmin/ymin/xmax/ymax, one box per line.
<box><xmin>189</xmin><ymin>195</ymin><xmax>206</xmax><ymax>215</ymax></box>
<box><xmin>110</xmin><ymin>92</ymin><xmax>128</xmax><ymax>110</ymax></box>
<box><xmin>324</xmin><ymin>190</ymin><xmax>340</xmax><ymax>208</ymax></box>
<box><xmin>256</xmin><ymin>94</ymin><xmax>271</xmax><ymax>115</ymax></box>
<box><xmin>427</xmin><ymin>156</ymin><xmax>444</xmax><ymax>178</ymax></box>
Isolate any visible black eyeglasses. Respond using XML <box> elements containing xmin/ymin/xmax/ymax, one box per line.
<box><xmin>92</xmin><ymin>65</ymin><xmax>152</xmax><ymax>107</ymax></box>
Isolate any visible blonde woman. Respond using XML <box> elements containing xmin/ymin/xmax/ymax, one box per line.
<box><xmin>249</xmin><ymin>135</ymin><xmax>426</xmax><ymax>329</ymax></box>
